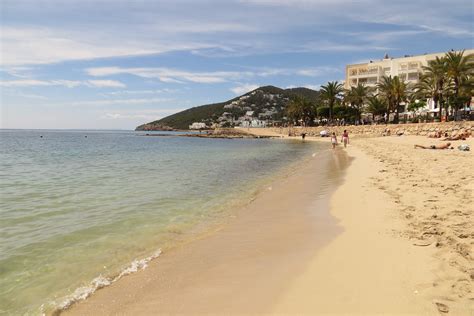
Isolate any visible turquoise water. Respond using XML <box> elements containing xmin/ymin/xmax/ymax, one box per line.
<box><xmin>0</xmin><ymin>130</ymin><xmax>320</xmax><ymax>315</ymax></box>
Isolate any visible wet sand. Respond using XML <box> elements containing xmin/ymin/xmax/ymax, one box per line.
<box><xmin>64</xmin><ymin>147</ymin><xmax>351</xmax><ymax>315</ymax></box>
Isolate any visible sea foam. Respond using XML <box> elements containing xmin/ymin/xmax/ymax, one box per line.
<box><xmin>48</xmin><ymin>249</ymin><xmax>162</xmax><ymax>313</ymax></box>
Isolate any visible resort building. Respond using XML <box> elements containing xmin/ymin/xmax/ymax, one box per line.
<box><xmin>345</xmin><ymin>49</ymin><xmax>474</xmax><ymax>117</ymax></box>
<box><xmin>189</xmin><ymin>122</ymin><xmax>207</xmax><ymax>129</ymax></box>
<box><xmin>344</xmin><ymin>49</ymin><xmax>474</xmax><ymax>90</ymax></box>
<box><xmin>240</xmin><ymin>119</ymin><xmax>267</xmax><ymax>128</ymax></box>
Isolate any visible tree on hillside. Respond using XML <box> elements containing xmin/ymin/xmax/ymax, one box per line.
<box><xmin>320</xmin><ymin>81</ymin><xmax>344</xmax><ymax>124</ymax></box>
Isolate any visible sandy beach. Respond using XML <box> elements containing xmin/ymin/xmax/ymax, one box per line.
<box><xmin>64</xmin><ymin>130</ymin><xmax>473</xmax><ymax>315</ymax></box>
<box><xmin>274</xmin><ymin>135</ymin><xmax>473</xmax><ymax>315</ymax></box>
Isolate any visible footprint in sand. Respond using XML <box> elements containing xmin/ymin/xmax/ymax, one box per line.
<box><xmin>412</xmin><ymin>239</ymin><xmax>433</xmax><ymax>247</ymax></box>
<box><xmin>434</xmin><ymin>301</ymin><xmax>449</xmax><ymax>313</ymax></box>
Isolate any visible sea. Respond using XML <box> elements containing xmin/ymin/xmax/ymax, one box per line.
<box><xmin>0</xmin><ymin>129</ymin><xmax>321</xmax><ymax>315</ymax></box>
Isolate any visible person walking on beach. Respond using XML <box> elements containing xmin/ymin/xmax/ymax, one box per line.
<box><xmin>331</xmin><ymin>132</ymin><xmax>338</xmax><ymax>149</ymax></box>
<box><xmin>341</xmin><ymin>130</ymin><xmax>349</xmax><ymax>148</ymax></box>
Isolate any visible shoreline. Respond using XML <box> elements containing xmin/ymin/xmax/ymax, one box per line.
<box><xmin>64</xmin><ymin>145</ymin><xmax>350</xmax><ymax>315</ymax></box>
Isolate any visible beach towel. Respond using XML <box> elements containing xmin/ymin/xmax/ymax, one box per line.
<box><xmin>457</xmin><ymin>144</ymin><xmax>470</xmax><ymax>151</ymax></box>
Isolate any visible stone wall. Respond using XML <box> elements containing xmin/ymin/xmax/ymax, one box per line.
<box><xmin>269</xmin><ymin>122</ymin><xmax>474</xmax><ymax>138</ymax></box>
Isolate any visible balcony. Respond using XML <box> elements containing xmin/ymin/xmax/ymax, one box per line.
<box><xmin>408</xmin><ymin>62</ymin><xmax>419</xmax><ymax>70</ymax></box>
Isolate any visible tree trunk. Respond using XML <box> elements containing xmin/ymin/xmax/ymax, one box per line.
<box><xmin>329</xmin><ymin>102</ymin><xmax>333</xmax><ymax>125</ymax></box>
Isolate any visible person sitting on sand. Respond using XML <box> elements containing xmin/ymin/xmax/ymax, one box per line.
<box><xmin>414</xmin><ymin>142</ymin><xmax>453</xmax><ymax>150</ymax></box>
<box><xmin>331</xmin><ymin>132</ymin><xmax>338</xmax><ymax>149</ymax></box>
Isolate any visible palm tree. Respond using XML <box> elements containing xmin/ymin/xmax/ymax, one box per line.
<box><xmin>444</xmin><ymin>50</ymin><xmax>474</xmax><ymax>119</ymax></box>
<box><xmin>392</xmin><ymin>76</ymin><xmax>410</xmax><ymax>123</ymax></box>
<box><xmin>345</xmin><ymin>83</ymin><xmax>372</xmax><ymax>123</ymax></box>
<box><xmin>320</xmin><ymin>81</ymin><xmax>344</xmax><ymax>123</ymax></box>
<box><xmin>366</xmin><ymin>96</ymin><xmax>386</xmax><ymax>122</ymax></box>
<box><xmin>286</xmin><ymin>96</ymin><xmax>316</xmax><ymax>126</ymax></box>
<box><xmin>456</xmin><ymin>74</ymin><xmax>474</xmax><ymax>118</ymax></box>
<box><xmin>420</xmin><ymin>56</ymin><xmax>447</xmax><ymax>119</ymax></box>
<box><xmin>376</xmin><ymin>76</ymin><xmax>395</xmax><ymax>123</ymax></box>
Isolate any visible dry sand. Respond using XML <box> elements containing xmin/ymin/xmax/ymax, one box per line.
<box><xmin>274</xmin><ymin>135</ymin><xmax>473</xmax><ymax>315</ymax></box>
<box><xmin>65</xmin><ymin>130</ymin><xmax>473</xmax><ymax>315</ymax></box>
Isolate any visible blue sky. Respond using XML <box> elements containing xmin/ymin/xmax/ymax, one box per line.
<box><xmin>1</xmin><ymin>0</ymin><xmax>473</xmax><ymax>129</ymax></box>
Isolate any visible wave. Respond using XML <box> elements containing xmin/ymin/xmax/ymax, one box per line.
<box><xmin>43</xmin><ymin>249</ymin><xmax>162</xmax><ymax>315</ymax></box>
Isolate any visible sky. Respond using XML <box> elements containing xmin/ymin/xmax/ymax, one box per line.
<box><xmin>1</xmin><ymin>0</ymin><xmax>473</xmax><ymax>130</ymax></box>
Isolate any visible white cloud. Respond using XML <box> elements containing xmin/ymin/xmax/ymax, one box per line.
<box><xmin>296</xmin><ymin>67</ymin><xmax>340</xmax><ymax>77</ymax></box>
<box><xmin>51</xmin><ymin>80</ymin><xmax>83</xmax><ymax>88</ymax></box>
<box><xmin>104</xmin><ymin>89</ymin><xmax>177</xmax><ymax>96</ymax></box>
<box><xmin>0</xmin><ymin>79</ymin><xmax>54</xmax><ymax>87</ymax></box>
<box><xmin>2</xmin><ymin>1</ymin><xmax>470</xmax><ymax>67</ymax></box>
<box><xmin>2</xmin><ymin>90</ymin><xmax>49</xmax><ymax>100</ymax></box>
<box><xmin>70</xmin><ymin>98</ymin><xmax>173</xmax><ymax>106</ymax></box>
<box><xmin>230</xmin><ymin>84</ymin><xmax>260</xmax><ymax>95</ymax></box>
<box><xmin>300</xmin><ymin>41</ymin><xmax>390</xmax><ymax>52</ymax></box>
<box><xmin>100</xmin><ymin>109</ymin><xmax>183</xmax><ymax>120</ymax></box>
<box><xmin>86</xmin><ymin>80</ymin><xmax>126</xmax><ymax>88</ymax></box>
<box><xmin>86</xmin><ymin>67</ymin><xmax>252</xmax><ymax>83</ymax></box>
<box><xmin>2</xmin><ymin>67</ymin><xmax>37</xmax><ymax>79</ymax></box>
<box><xmin>0</xmin><ymin>26</ymin><xmax>214</xmax><ymax>66</ymax></box>
<box><xmin>86</xmin><ymin>66</ymin><xmax>340</xmax><ymax>84</ymax></box>
<box><xmin>0</xmin><ymin>79</ymin><xmax>126</xmax><ymax>88</ymax></box>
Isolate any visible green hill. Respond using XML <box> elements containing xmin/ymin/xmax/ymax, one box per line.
<box><xmin>135</xmin><ymin>85</ymin><xmax>320</xmax><ymax>130</ymax></box>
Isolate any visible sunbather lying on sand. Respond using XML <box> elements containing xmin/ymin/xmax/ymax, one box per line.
<box><xmin>443</xmin><ymin>132</ymin><xmax>471</xmax><ymax>141</ymax></box>
<box><xmin>414</xmin><ymin>142</ymin><xmax>453</xmax><ymax>150</ymax></box>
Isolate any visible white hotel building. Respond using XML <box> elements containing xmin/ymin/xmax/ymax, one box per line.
<box><xmin>344</xmin><ymin>49</ymin><xmax>474</xmax><ymax>116</ymax></box>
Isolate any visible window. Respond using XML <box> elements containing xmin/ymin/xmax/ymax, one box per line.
<box><xmin>408</xmin><ymin>72</ymin><xmax>419</xmax><ymax>80</ymax></box>
<box><xmin>368</xmin><ymin>67</ymin><xmax>378</xmax><ymax>74</ymax></box>
<box><xmin>367</xmin><ymin>77</ymin><xmax>378</xmax><ymax>84</ymax></box>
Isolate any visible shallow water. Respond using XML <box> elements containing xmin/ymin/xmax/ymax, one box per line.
<box><xmin>0</xmin><ymin>130</ymin><xmax>320</xmax><ymax>315</ymax></box>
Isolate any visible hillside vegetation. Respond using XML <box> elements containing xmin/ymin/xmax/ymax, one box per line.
<box><xmin>136</xmin><ymin>86</ymin><xmax>319</xmax><ymax>130</ymax></box>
